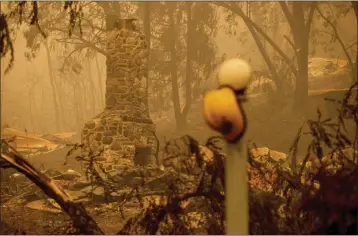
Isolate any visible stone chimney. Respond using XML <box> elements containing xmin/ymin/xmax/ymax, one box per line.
<box><xmin>81</xmin><ymin>18</ymin><xmax>157</xmax><ymax>171</ymax></box>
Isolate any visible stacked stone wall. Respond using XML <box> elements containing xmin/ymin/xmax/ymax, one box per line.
<box><xmin>81</xmin><ymin>20</ymin><xmax>157</xmax><ymax>171</ymax></box>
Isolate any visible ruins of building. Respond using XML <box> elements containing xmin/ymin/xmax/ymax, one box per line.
<box><xmin>81</xmin><ymin>18</ymin><xmax>157</xmax><ymax>171</ymax></box>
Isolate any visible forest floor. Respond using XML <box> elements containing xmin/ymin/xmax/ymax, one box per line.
<box><xmin>0</xmin><ymin>143</ymin><xmax>134</xmax><ymax>234</ymax></box>
<box><xmin>1</xmin><ymin>199</ymin><xmax>139</xmax><ymax>234</ymax></box>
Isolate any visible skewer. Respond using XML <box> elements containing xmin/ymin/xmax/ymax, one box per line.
<box><xmin>203</xmin><ymin>58</ymin><xmax>251</xmax><ymax>235</ymax></box>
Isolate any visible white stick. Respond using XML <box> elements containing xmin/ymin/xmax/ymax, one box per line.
<box><xmin>226</xmin><ymin>136</ymin><xmax>248</xmax><ymax>235</ymax></box>
<box><xmin>208</xmin><ymin>58</ymin><xmax>251</xmax><ymax>235</ymax></box>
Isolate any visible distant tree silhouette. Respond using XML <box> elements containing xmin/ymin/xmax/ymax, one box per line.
<box><xmin>0</xmin><ymin>1</ymin><xmax>83</xmax><ymax>73</ymax></box>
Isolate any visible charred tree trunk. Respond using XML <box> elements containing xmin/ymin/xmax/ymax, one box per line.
<box><xmin>270</xmin><ymin>6</ymin><xmax>280</xmax><ymax>59</ymax></box>
<box><xmin>292</xmin><ymin>3</ymin><xmax>309</xmax><ymax>114</ymax></box>
<box><xmin>86</xmin><ymin>57</ymin><xmax>97</xmax><ymax>116</ymax></box>
<box><xmin>352</xmin><ymin>1</ymin><xmax>358</xmax><ymax>17</ymax></box>
<box><xmin>168</xmin><ymin>4</ymin><xmax>183</xmax><ymax>130</ymax></box>
<box><xmin>168</xmin><ymin>2</ymin><xmax>194</xmax><ymax>130</ymax></box>
<box><xmin>353</xmin><ymin>1</ymin><xmax>357</xmax><ymax>82</ymax></box>
<box><xmin>181</xmin><ymin>2</ymin><xmax>194</xmax><ymax>128</ymax></box>
<box><xmin>280</xmin><ymin>2</ymin><xmax>316</xmax><ymax>114</ymax></box>
<box><xmin>43</xmin><ymin>40</ymin><xmax>61</xmax><ymax>132</ymax></box>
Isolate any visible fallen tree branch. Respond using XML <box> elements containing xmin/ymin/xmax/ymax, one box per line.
<box><xmin>0</xmin><ymin>141</ymin><xmax>104</xmax><ymax>234</ymax></box>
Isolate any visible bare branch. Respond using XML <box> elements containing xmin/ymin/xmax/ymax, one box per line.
<box><xmin>352</xmin><ymin>1</ymin><xmax>357</xmax><ymax>18</ymax></box>
<box><xmin>316</xmin><ymin>5</ymin><xmax>354</xmax><ymax>73</ymax></box>
<box><xmin>306</xmin><ymin>2</ymin><xmax>317</xmax><ymax>33</ymax></box>
<box><xmin>214</xmin><ymin>1</ymin><xmax>298</xmax><ymax>78</ymax></box>
<box><xmin>47</xmin><ymin>27</ymin><xmax>107</xmax><ymax>56</ymax></box>
<box><xmin>82</xmin><ymin>18</ymin><xmax>105</xmax><ymax>33</ymax></box>
<box><xmin>246</xmin><ymin>19</ymin><xmax>283</xmax><ymax>87</ymax></box>
<box><xmin>284</xmin><ymin>34</ymin><xmax>298</xmax><ymax>55</ymax></box>
<box><xmin>279</xmin><ymin>2</ymin><xmax>295</xmax><ymax>30</ymax></box>
<box><xmin>346</xmin><ymin>41</ymin><xmax>357</xmax><ymax>51</ymax></box>
<box><xmin>61</xmin><ymin>45</ymin><xmax>87</xmax><ymax>71</ymax></box>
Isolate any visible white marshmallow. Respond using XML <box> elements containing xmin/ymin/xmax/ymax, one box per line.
<box><xmin>217</xmin><ymin>58</ymin><xmax>252</xmax><ymax>90</ymax></box>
